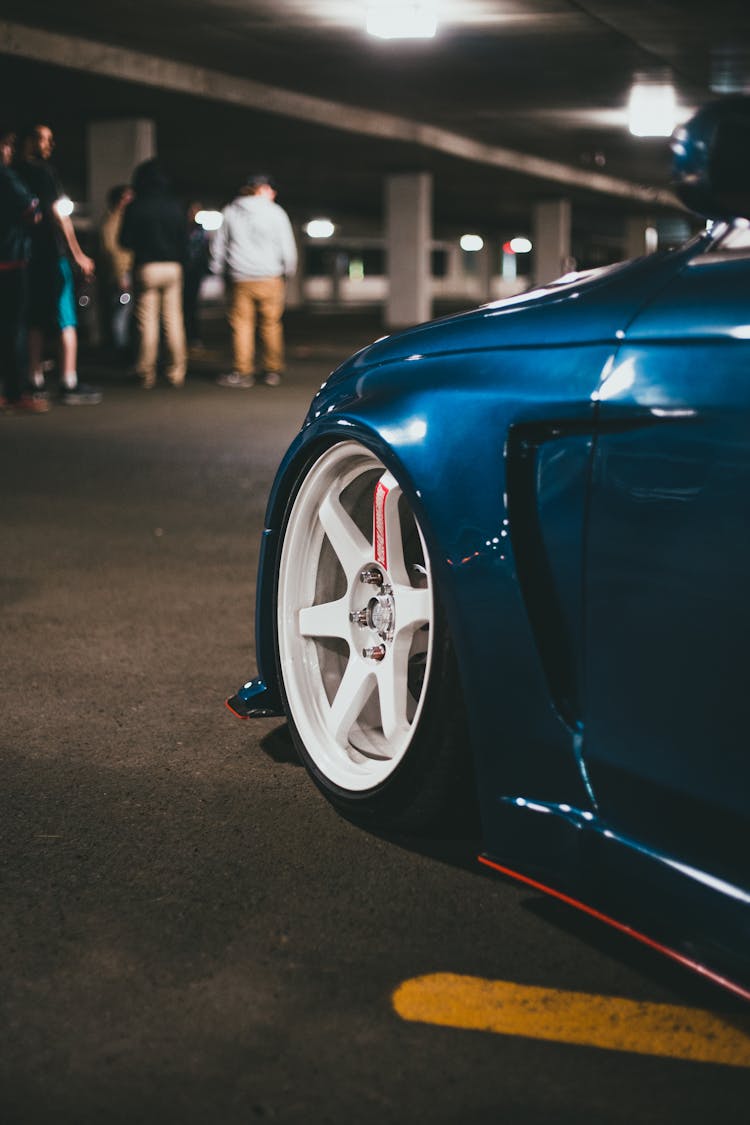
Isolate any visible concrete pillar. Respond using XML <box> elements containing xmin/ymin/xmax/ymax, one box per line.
<box><xmin>330</xmin><ymin>250</ymin><xmax>348</xmax><ymax>307</ymax></box>
<box><xmin>385</xmin><ymin>172</ymin><xmax>432</xmax><ymax>328</ymax></box>
<box><xmin>87</xmin><ymin>119</ymin><xmax>156</xmax><ymax>223</ymax></box>
<box><xmin>286</xmin><ymin>236</ymin><xmax>304</xmax><ymax>309</ymax></box>
<box><xmin>624</xmin><ymin>217</ymin><xmax>658</xmax><ymax>260</ymax></box>
<box><xmin>476</xmin><ymin>243</ymin><xmax>494</xmax><ymax>303</ymax></box>
<box><xmin>532</xmin><ymin>199</ymin><xmax>572</xmax><ymax>286</ymax></box>
<box><xmin>445</xmin><ymin>241</ymin><xmax>462</xmax><ymax>285</ymax></box>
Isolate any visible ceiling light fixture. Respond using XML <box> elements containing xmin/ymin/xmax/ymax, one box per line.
<box><xmin>54</xmin><ymin>196</ymin><xmax>74</xmax><ymax>218</ymax></box>
<box><xmin>460</xmin><ymin>234</ymin><xmax>484</xmax><ymax>252</ymax></box>
<box><xmin>195</xmin><ymin>210</ymin><xmax>223</xmax><ymax>231</ymax></box>
<box><xmin>627</xmin><ymin>82</ymin><xmax>678</xmax><ymax>137</ymax></box>
<box><xmin>365</xmin><ymin>2</ymin><xmax>438</xmax><ymax>40</ymax></box>
<box><xmin>306</xmin><ymin>218</ymin><xmax>335</xmax><ymax>239</ymax></box>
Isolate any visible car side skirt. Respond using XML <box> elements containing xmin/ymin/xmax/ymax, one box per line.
<box><xmin>481</xmin><ymin>799</ymin><xmax>750</xmax><ymax>1001</ymax></box>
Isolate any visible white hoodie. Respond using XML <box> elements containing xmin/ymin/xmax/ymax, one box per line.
<box><xmin>210</xmin><ymin>194</ymin><xmax>297</xmax><ymax>281</ymax></box>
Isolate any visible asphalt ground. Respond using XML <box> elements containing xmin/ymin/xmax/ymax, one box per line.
<box><xmin>1</xmin><ymin>309</ymin><xmax>749</xmax><ymax>1123</ymax></box>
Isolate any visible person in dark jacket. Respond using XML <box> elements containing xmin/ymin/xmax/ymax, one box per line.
<box><xmin>16</xmin><ymin>122</ymin><xmax>101</xmax><ymax>405</ymax></box>
<box><xmin>119</xmin><ymin>160</ymin><xmax>187</xmax><ymax>389</ymax></box>
<box><xmin>0</xmin><ymin>126</ymin><xmax>47</xmax><ymax>414</ymax></box>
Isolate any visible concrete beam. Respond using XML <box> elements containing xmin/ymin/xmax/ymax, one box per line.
<box><xmin>1</xmin><ymin>19</ymin><xmax>680</xmax><ymax>208</ymax></box>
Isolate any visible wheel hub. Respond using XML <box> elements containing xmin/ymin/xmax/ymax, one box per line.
<box><xmin>367</xmin><ymin>588</ymin><xmax>395</xmax><ymax>642</ymax></box>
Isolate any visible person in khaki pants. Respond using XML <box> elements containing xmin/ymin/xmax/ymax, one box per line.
<box><xmin>210</xmin><ymin>173</ymin><xmax>297</xmax><ymax>388</ymax></box>
<box><xmin>119</xmin><ymin>160</ymin><xmax>187</xmax><ymax>389</ymax></box>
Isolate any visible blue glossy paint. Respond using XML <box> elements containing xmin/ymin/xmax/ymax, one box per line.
<box><xmin>234</xmin><ymin>189</ymin><xmax>750</xmax><ymax>992</ymax></box>
<box><xmin>584</xmin><ymin>246</ymin><xmax>750</xmax><ymax>895</ymax></box>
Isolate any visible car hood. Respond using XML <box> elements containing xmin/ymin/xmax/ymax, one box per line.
<box><xmin>324</xmin><ymin>241</ymin><xmax>706</xmax><ymax>387</ymax></box>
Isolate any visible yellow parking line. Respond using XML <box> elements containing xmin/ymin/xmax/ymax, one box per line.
<box><xmin>392</xmin><ymin>974</ymin><xmax>750</xmax><ymax>1067</ymax></box>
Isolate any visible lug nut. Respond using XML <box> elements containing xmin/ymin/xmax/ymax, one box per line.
<box><xmin>349</xmin><ymin>609</ymin><xmax>369</xmax><ymax>626</ymax></box>
<box><xmin>360</xmin><ymin>567</ymin><xmax>383</xmax><ymax>586</ymax></box>
<box><xmin>362</xmin><ymin>645</ymin><xmax>387</xmax><ymax>662</ymax></box>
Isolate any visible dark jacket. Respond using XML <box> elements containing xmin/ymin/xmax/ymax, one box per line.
<box><xmin>119</xmin><ymin>163</ymin><xmax>186</xmax><ymax>268</ymax></box>
<box><xmin>0</xmin><ymin>165</ymin><xmax>37</xmax><ymax>264</ymax></box>
<box><xmin>13</xmin><ymin>159</ymin><xmax>63</xmax><ymax>260</ymax></box>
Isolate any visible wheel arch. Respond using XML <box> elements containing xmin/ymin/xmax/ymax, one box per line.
<box><xmin>251</xmin><ymin>369</ymin><xmax>595</xmax><ymax>828</ymax></box>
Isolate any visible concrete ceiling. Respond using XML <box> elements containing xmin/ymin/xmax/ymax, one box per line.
<box><xmin>1</xmin><ymin>2</ymin><xmax>749</xmax><ymax>246</ymax></box>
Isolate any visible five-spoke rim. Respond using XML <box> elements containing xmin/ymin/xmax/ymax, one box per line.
<box><xmin>277</xmin><ymin>442</ymin><xmax>434</xmax><ymax>791</ymax></box>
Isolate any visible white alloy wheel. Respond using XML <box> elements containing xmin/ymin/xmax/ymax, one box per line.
<box><xmin>277</xmin><ymin>442</ymin><xmax>434</xmax><ymax>793</ymax></box>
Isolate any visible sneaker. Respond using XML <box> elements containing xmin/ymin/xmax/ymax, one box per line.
<box><xmin>217</xmin><ymin>372</ymin><xmax>255</xmax><ymax>388</ymax></box>
<box><xmin>262</xmin><ymin>371</ymin><xmax>282</xmax><ymax>387</ymax></box>
<box><xmin>60</xmin><ymin>383</ymin><xmax>103</xmax><ymax>406</ymax></box>
<box><xmin>1</xmin><ymin>394</ymin><xmax>49</xmax><ymax>415</ymax></box>
<box><xmin>16</xmin><ymin>394</ymin><xmax>50</xmax><ymax>414</ymax></box>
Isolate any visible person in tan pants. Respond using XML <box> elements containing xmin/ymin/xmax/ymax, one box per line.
<box><xmin>211</xmin><ymin>173</ymin><xmax>297</xmax><ymax>388</ymax></box>
<box><xmin>120</xmin><ymin>160</ymin><xmax>187</xmax><ymax>389</ymax></box>
<box><xmin>228</xmin><ymin>275</ymin><xmax>286</xmax><ymax>382</ymax></box>
<box><xmin>134</xmin><ymin>261</ymin><xmax>187</xmax><ymax>388</ymax></box>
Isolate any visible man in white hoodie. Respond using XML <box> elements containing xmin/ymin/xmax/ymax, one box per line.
<box><xmin>211</xmin><ymin>173</ymin><xmax>297</xmax><ymax>387</ymax></box>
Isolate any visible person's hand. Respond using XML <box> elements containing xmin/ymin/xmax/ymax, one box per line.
<box><xmin>77</xmin><ymin>253</ymin><xmax>96</xmax><ymax>280</ymax></box>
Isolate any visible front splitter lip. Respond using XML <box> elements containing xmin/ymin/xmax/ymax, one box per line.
<box><xmin>226</xmin><ymin>677</ymin><xmax>283</xmax><ymax>719</ymax></box>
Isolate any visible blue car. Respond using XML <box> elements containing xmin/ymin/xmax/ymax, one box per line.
<box><xmin>229</xmin><ymin>98</ymin><xmax>750</xmax><ymax>1000</ymax></box>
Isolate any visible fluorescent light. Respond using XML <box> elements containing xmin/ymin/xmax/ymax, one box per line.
<box><xmin>628</xmin><ymin>82</ymin><xmax>678</xmax><ymax>137</ymax></box>
<box><xmin>460</xmin><ymin>233</ymin><xmax>484</xmax><ymax>252</ymax></box>
<box><xmin>306</xmin><ymin>218</ymin><xmax>335</xmax><ymax>238</ymax></box>
<box><xmin>366</xmin><ymin>2</ymin><xmax>438</xmax><ymax>40</ymax></box>
<box><xmin>195</xmin><ymin>210</ymin><xmax>223</xmax><ymax>230</ymax></box>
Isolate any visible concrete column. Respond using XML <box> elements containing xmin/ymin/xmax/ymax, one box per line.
<box><xmin>476</xmin><ymin>243</ymin><xmax>494</xmax><ymax>303</ymax></box>
<box><xmin>532</xmin><ymin>199</ymin><xmax>572</xmax><ymax>286</ymax></box>
<box><xmin>624</xmin><ymin>217</ymin><xmax>658</xmax><ymax>260</ymax></box>
<box><xmin>330</xmin><ymin>250</ymin><xmax>348</xmax><ymax>307</ymax></box>
<box><xmin>87</xmin><ymin>119</ymin><xmax>156</xmax><ymax>223</ymax></box>
<box><xmin>385</xmin><ymin>173</ymin><xmax>432</xmax><ymax>328</ymax></box>
<box><xmin>286</xmin><ymin>236</ymin><xmax>304</xmax><ymax>309</ymax></box>
<box><xmin>445</xmin><ymin>241</ymin><xmax>462</xmax><ymax>286</ymax></box>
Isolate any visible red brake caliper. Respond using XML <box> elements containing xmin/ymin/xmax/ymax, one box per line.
<box><xmin>373</xmin><ymin>479</ymin><xmax>389</xmax><ymax>570</ymax></box>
